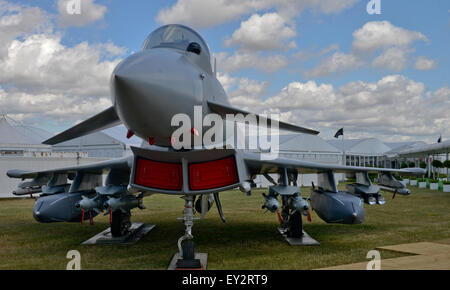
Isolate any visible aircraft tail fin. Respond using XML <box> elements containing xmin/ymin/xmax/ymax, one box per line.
<box><xmin>43</xmin><ymin>106</ymin><xmax>121</xmax><ymax>145</ymax></box>
<box><xmin>207</xmin><ymin>100</ymin><xmax>320</xmax><ymax>135</ymax></box>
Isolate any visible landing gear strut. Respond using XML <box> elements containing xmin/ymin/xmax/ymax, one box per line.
<box><xmin>176</xmin><ymin>196</ymin><xmax>202</xmax><ymax>269</ymax></box>
<box><xmin>280</xmin><ymin>196</ymin><xmax>304</xmax><ymax>238</ymax></box>
<box><xmin>111</xmin><ymin>210</ymin><xmax>131</xmax><ymax>237</ymax></box>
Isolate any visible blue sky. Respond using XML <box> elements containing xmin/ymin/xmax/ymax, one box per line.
<box><xmin>1</xmin><ymin>0</ymin><xmax>449</xmax><ymax>142</ymax></box>
<box><xmin>25</xmin><ymin>0</ymin><xmax>448</xmax><ymax>90</ymax></box>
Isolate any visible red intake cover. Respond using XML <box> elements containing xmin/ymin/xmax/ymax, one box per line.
<box><xmin>135</xmin><ymin>158</ymin><xmax>183</xmax><ymax>191</ymax></box>
<box><xmin>189</xmin><ymin>156</ymin><xmax>239</xmax><ymax>190</ymax></box>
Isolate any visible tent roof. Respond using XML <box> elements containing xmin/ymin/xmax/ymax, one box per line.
<box><xmin>327</xmin><ymin>139</ymin><xmax>363</xmax><ymax>152</ymax></box>
<box><xmin>102</xmin><ymin>125</ymin><xmax>143</xmax><ymax>147</ymax></box>
<box><xmin>327</xmin><ymin>138</ymin><xmax>392</xmax><ymax>154</ymax></box>
<box><xmin>0</xmin><ymin>116</ymin><xmax>52</xmax><ymax>146</ymax></box>
<box><xmin>52</xmin><ymin>125</ymin><xmax>143</xmax><ymax>148</ymax></box>
<box><xmin>383</xmin><ymin>141</ymin><xmax>428</xmax><ymax>156</ymax></box>
<box><xmin>279</xmin><ymin>134</ymin><xmax>340</xmax><ymax>153</ymax></box>
<box><xmin>398</xmin><ymin>140</ymin><xmax>450</xmax><ymax>157</ymax></box>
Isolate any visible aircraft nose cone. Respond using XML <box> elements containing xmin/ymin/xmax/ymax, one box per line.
<box><xmin>110</xmin><ymin>49</ymin><xmax>204</xmax><ymax>146</ymax></box>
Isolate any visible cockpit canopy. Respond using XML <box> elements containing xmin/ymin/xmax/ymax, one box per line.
<box><xmin>142</xmin><ymin>24</ymin><xmax>211</xmax><ymax>59</ymax></box>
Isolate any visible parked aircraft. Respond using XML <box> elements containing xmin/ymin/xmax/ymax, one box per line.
<box><xmin>7</xmin><ymin>24</ymin><xmax>424</xmax><ymax>268</ymax></box>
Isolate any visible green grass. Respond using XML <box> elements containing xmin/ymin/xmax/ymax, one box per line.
<box><xmin>0</xmin><ymin>184</ymin><xmax>449</xmax><ymax>270</ymax></box>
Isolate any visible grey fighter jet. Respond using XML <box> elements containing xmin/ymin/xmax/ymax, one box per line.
<box><xmin>7</xmin><ymin>24</ymin><xmax>424</xmax><ymax>267</ymax></box>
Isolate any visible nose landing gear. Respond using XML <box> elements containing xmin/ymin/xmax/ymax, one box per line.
<box><xmin>175</xmin><ymin>196</ymin><xmax>203</xmax><ymax>269</ymax></box>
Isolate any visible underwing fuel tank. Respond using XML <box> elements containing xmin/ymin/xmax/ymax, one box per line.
<box><xmin>310</xmin><ymin>190</ymin><xmax>365</xmax><ymax>224</ymax></box>
<box><xmin>33</xmin><ymin>192</ymin><xmax>96</xmax><ymax>223</ymax></box>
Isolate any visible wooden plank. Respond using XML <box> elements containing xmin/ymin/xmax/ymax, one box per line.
<box><xmin>319</xmin><ymin>253</ymin><xmax>450</xmax><ymax>270</ymax></box>
<box><xmin>317</xmin><ymin>242</ymin><xmax>450</xmax><ymax>270</ymax></box>
<box><xmin>377</xmin><ymin>242</ymin><xmax>450</xmax><ymax>256</ymax></box>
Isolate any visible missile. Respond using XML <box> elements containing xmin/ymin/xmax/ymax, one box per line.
<box><xmin>104</xmin><ymin>194</ymin><xmax>145</xmax><ymax>213</ymax></box>
<box><xmin>288</xmin><ymin>194</ymin><xmax>309</xmax><ymax>216</ymax></box>
<box><xmin>13</xmin><ymin>187</ymin><xmax>42</xmax><ymax>196</ymax></box>
<box><xmin>262</xmin><ymin>193</ymin><xmax>280</xmax><ymax>213</ymax></box>
<box><xmin>377</xmin><ymin>172</ymin><xmax>410</xmax><ymax>195</ymax></box>
<box><xmin>14</xmin><ymin>174</ymin><xmax>51</xmax><ymax>195</ymax></box>
<box><xmin>76</xmin><ymin>195</ymin><xmax>106</xmax><ymax>214</ymax></box>
<box><xmin>379</xmin><ymin>185</ymin><xmax>411</xmax><ymax>196</ymax></box>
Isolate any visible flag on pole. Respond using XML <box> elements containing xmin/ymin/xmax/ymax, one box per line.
<box><xmin>437</xmin><ymin>136</ymin><xmax>441</xmax><ymax>143</ymax></box>
<box><xmin>334</xmin><ymin>128</ymin><xmax>344</xmax><ymax>138</ymax></box>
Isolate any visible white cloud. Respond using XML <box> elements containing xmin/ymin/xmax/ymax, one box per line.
<box><xmin>218</xmin><ymin>12</ymin><xmax>296</xmax><ymax>74</ymax></box>
<box><xmin>0</xmin><ymin>34</ymin><xmax>124</xmax><ymax>97</ymax></box>
<box><xmin>264</xmin><ymin>81</ymin><xmax>335</xmax><ymax>110</ymax></box>
<box><xmin>215</xmin><ymin>51</ymin><xmax>289</xmax><ymax>73</ymax></box>
<box><xmin>156</xmin><ymin>0</ymin><xmax>360</xmax><ymax>28</ymax></box>
<box><xmin>432</xmin><ymin>87</ymin><xmax>450</xmax><ymax>102</ymax></box>
<box><xmin>221</xmin><ymin>73</ymin><xmax>449</xmax><ymax>141</ymax></box>
<box><xmin>305</xmin><ymin>21</ymin><xmax>430</xmax><ymax>77</ymax></box>
<box><xmin>293</xmin><ymin>43</ymin><xmax>339</xmax><ymax>61</ymax></box>
<box><xmin>255</xmin><ymin>75</ymin><xmax>450</xmax><ymax>140</ymax></box>
<box><xmin>229</xmin><ymin>78</ymin><xmax>269</xmax><ymax>108</ymax></box>
<box><xmin>0</xmin><ymin>1</ymin><xmax>126</xmax><ymax>126</ymax></box>
<box><xmin>156</xmin><ymin>0</ymin><xmax>259</xmax><ymax>28</ymax></box>
<box><xmin>313</xmin><ymin>0</ymin><xmax>360</xmax><ymax>14</ymax></box>
<box><xmin>0</xmin><ymin>87</ymin><xmax>111</xmax><ymax>122</ymax></box>
<box><xmin>372</xmin><ymin>47</ymin><xmax>409</xmax><ymax>71</ymax></box>
<box><xmin>216</xmin><ymin>72</ymin><xmax>238</xmax><ymax>92</ymax></box>
<box><xmin>304</xmin><ymin>52</ymin><xmax>363</xmax><ymax>77</ymax></box>
<box><xmin>0</xmin><ymin>1</ymin><xmax>50</xmax><ymax>57</ymax></box>
<box><xmin>414</xmin><ymin>56</ymin><xmax>436</xmax><ymax>70</ymax></box>
<box><xmin>160</xmin><ymin>1</ymin><xmax>359</xmax><ymax>74</ymax></box>
<box><xmin>217</xmin><ymin>73</ymin><xmax>270</xmax><ymax>112</ymax></box>
<box><xmin>57</xmin><ymin>0</ymin><xmax>107</xmax><ymax>27</ymax></box>
<box><xmin>352</xmin><ymin>21</ymin><xmax>428</xmax><ymax>53</ymax></box>
<box><xmin>225</xmin><ymin>13</ymin><xmax>296</xmax><ymax>51</ymax></box>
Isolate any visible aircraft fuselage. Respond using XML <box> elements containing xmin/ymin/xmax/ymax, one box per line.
<box><xmin>110</xmin><ymin>25</ymin><xmax>228</xmax><ymax>147</ymax></box>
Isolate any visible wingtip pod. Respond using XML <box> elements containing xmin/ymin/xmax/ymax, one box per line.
<box><xmin>43</xmin><ymin>106</ymin><xmax>121</xmax><ymax>145</ymax></box>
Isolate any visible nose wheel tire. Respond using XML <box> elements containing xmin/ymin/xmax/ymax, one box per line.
<box><xmin>182</xmin><ymin>239</ymin><xmax>195</xmax><ymax>260</ymax></box>
<box><xmin>111</xmin><ymin>210</ymin><xmax>131</xmax><ymax>237</ymax></box>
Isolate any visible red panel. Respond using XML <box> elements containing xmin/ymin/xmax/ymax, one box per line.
<box><xmin>189</xmin><ymin>156</ymin><xmax>239</xmax><ymax>191</ymax></box>
<box><xmin>135</xmin><ymin>158</ymin><xmax>182</xmax><ymax>191</ymax></box>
